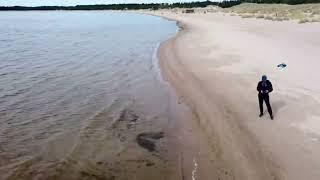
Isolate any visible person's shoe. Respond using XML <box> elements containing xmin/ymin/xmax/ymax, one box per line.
<box><xmin>259</xmin><ymin>113</ymin><xmax>263</xmax><ymax>117</ymax></box>
<box><xmin>270</xmin><ymin>115</ymin><xmax>274</xmax><ymax>120</ymax></box>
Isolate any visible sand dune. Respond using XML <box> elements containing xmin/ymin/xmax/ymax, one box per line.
<box><xmin>152</xmin><ymin>10</ymin><xmax>320</xmax><ymax>180</ymax></box>
<box><xmin>223</xmin><ymin>3</ymin><xmax>320</xmax><ymax>23</ymax></box>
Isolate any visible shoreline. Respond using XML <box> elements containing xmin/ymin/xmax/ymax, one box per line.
<box><xmin>151</xmin><ymin>10</ymin><xmax>320</xmax><ymax>179</ymax></box>
<box><xmin>152</xmin><ymin>22</ymin><xmax>232</xmax><ymax>180</ymax></box>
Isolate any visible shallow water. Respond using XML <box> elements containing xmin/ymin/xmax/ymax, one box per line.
<box><xmin>0</xmin><ymin>11</ymin><xmax>176</xmax><ymax>179</ymax></box>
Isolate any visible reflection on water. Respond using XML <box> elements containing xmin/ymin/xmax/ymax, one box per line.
<box><xmin>0</xmin><ymin>11</ymin><xmax>176</xmax><ymax>179</ymax></box>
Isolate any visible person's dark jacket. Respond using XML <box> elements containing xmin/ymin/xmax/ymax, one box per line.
<box><xmin>257</xmin><ymin>80</ymin><xmax>273</xmax><ymax>94</ymax></box>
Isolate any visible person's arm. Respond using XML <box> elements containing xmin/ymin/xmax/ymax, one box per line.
<box><xmin>268</xmin><ymin>81</ymin><xmax>273</xmax><ymax>93</ymax></box>
<box><xmin>257</xmin><ymin>82</ymin><xmax>261</xmax><ymax>92</ymax></box>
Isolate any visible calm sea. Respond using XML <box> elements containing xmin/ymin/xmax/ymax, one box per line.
<box><xmin>0</xmin><ymin>11</ymin><xmax>176</xmax><ymax>179</ymax></box>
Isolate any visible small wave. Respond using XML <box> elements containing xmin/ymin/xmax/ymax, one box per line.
<box><xmin>192</xmin><ymin>157</ymin><xmax>198</xmax><ymax>180</ymax></box>
<box><xmin>0</xmin><ymin>87</ymin><xmax>31</xmax><ymax>99</ymax></box>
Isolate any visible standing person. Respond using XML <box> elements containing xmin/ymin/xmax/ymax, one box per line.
<box><xmin>257</xmin><ymin>75</ymin><xmax>274</xmax><ymax>120</ymax></box>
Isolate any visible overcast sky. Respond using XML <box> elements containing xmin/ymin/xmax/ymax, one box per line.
<box><xmin>0</xmin><ymin>0</ymin><xmax>201</xmax><ymax>6</ymax></box>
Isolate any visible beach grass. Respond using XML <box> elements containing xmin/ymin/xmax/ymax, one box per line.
<box><xmin>222</xmin><ymin>3</ymin><xmax>320</xmax><ymax>23</ymax></box>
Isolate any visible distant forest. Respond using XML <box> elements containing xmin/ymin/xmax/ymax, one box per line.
<box><xmin>0</xmin><ymin>0</ymin><xmax>319</xmax><ymax>11</ymax></box>
<box><xmin>0</xmin><ymin>1</ymin><xmax>240</xmax><ymax>11</ymax></box>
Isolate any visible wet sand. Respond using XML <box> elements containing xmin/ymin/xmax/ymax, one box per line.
<box><xmin>150</xmin><ymin>10</ymin><xmax>320</xmax><ymax>180</ymax></box>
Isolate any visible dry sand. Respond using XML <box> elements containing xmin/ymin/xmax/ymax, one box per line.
<box><xmin>146</xmin><ymin>10</ymin><xmax>320</xmax><ymax>180</ymax></box>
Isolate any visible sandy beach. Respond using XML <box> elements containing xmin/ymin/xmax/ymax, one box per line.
<box><xmin>148</xmin><ymin>9</ymin><xmax>320</xmax><ymax>180</ymax></box>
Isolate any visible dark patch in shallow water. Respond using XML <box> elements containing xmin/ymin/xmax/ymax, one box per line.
<box><xmin>136</xmin><ymin>132</ymin><xmax>164</xmax><ymax>152</ymax></box>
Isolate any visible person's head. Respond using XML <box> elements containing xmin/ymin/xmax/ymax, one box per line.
<box><xmin>262</xmin><ymin>75</ymin><xmax>267</xmax><ymax>82</ymax></box>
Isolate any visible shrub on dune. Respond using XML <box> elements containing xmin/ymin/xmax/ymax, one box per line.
<box><xmin>298</xmin><ymin>18</ymin><xmax>309</xmax><ymax>23</ymax></box>
<box><xmin>256</xmin><ymin>14</ymin><xmax>265</xmax><ymax>18</ymax></box>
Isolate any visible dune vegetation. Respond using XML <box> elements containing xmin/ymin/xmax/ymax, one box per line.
<box><xmin>223</xmin><ymin>3</ymin><xmax>320</xmax><ymax>23</ymax></box>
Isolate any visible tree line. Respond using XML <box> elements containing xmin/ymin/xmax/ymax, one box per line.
<box><xmin>0</xmin><ymin>1</ymin><xmax>241</xmax><ymax>11</ymax></box>
<box><xmin>0</xmin><ymin>0</ymin><xmax>319</xmax><ymax>11</ymax></box>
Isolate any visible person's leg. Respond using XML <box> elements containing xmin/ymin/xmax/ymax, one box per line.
<box><xmin>264</xmin><ymin>94</ymin><xmax>273</xmax><ymax>119</ymax></box>
<box><xmin>258</xmin><ymin>94</ymin><xmax>263</xmax><ymax>117</ymax></box>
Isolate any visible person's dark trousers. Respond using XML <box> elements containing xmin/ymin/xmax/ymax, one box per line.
<box><xmin>258</xmin><ymin>93</ymin><xmax>273</xmax><ymax>117</ymax></box>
